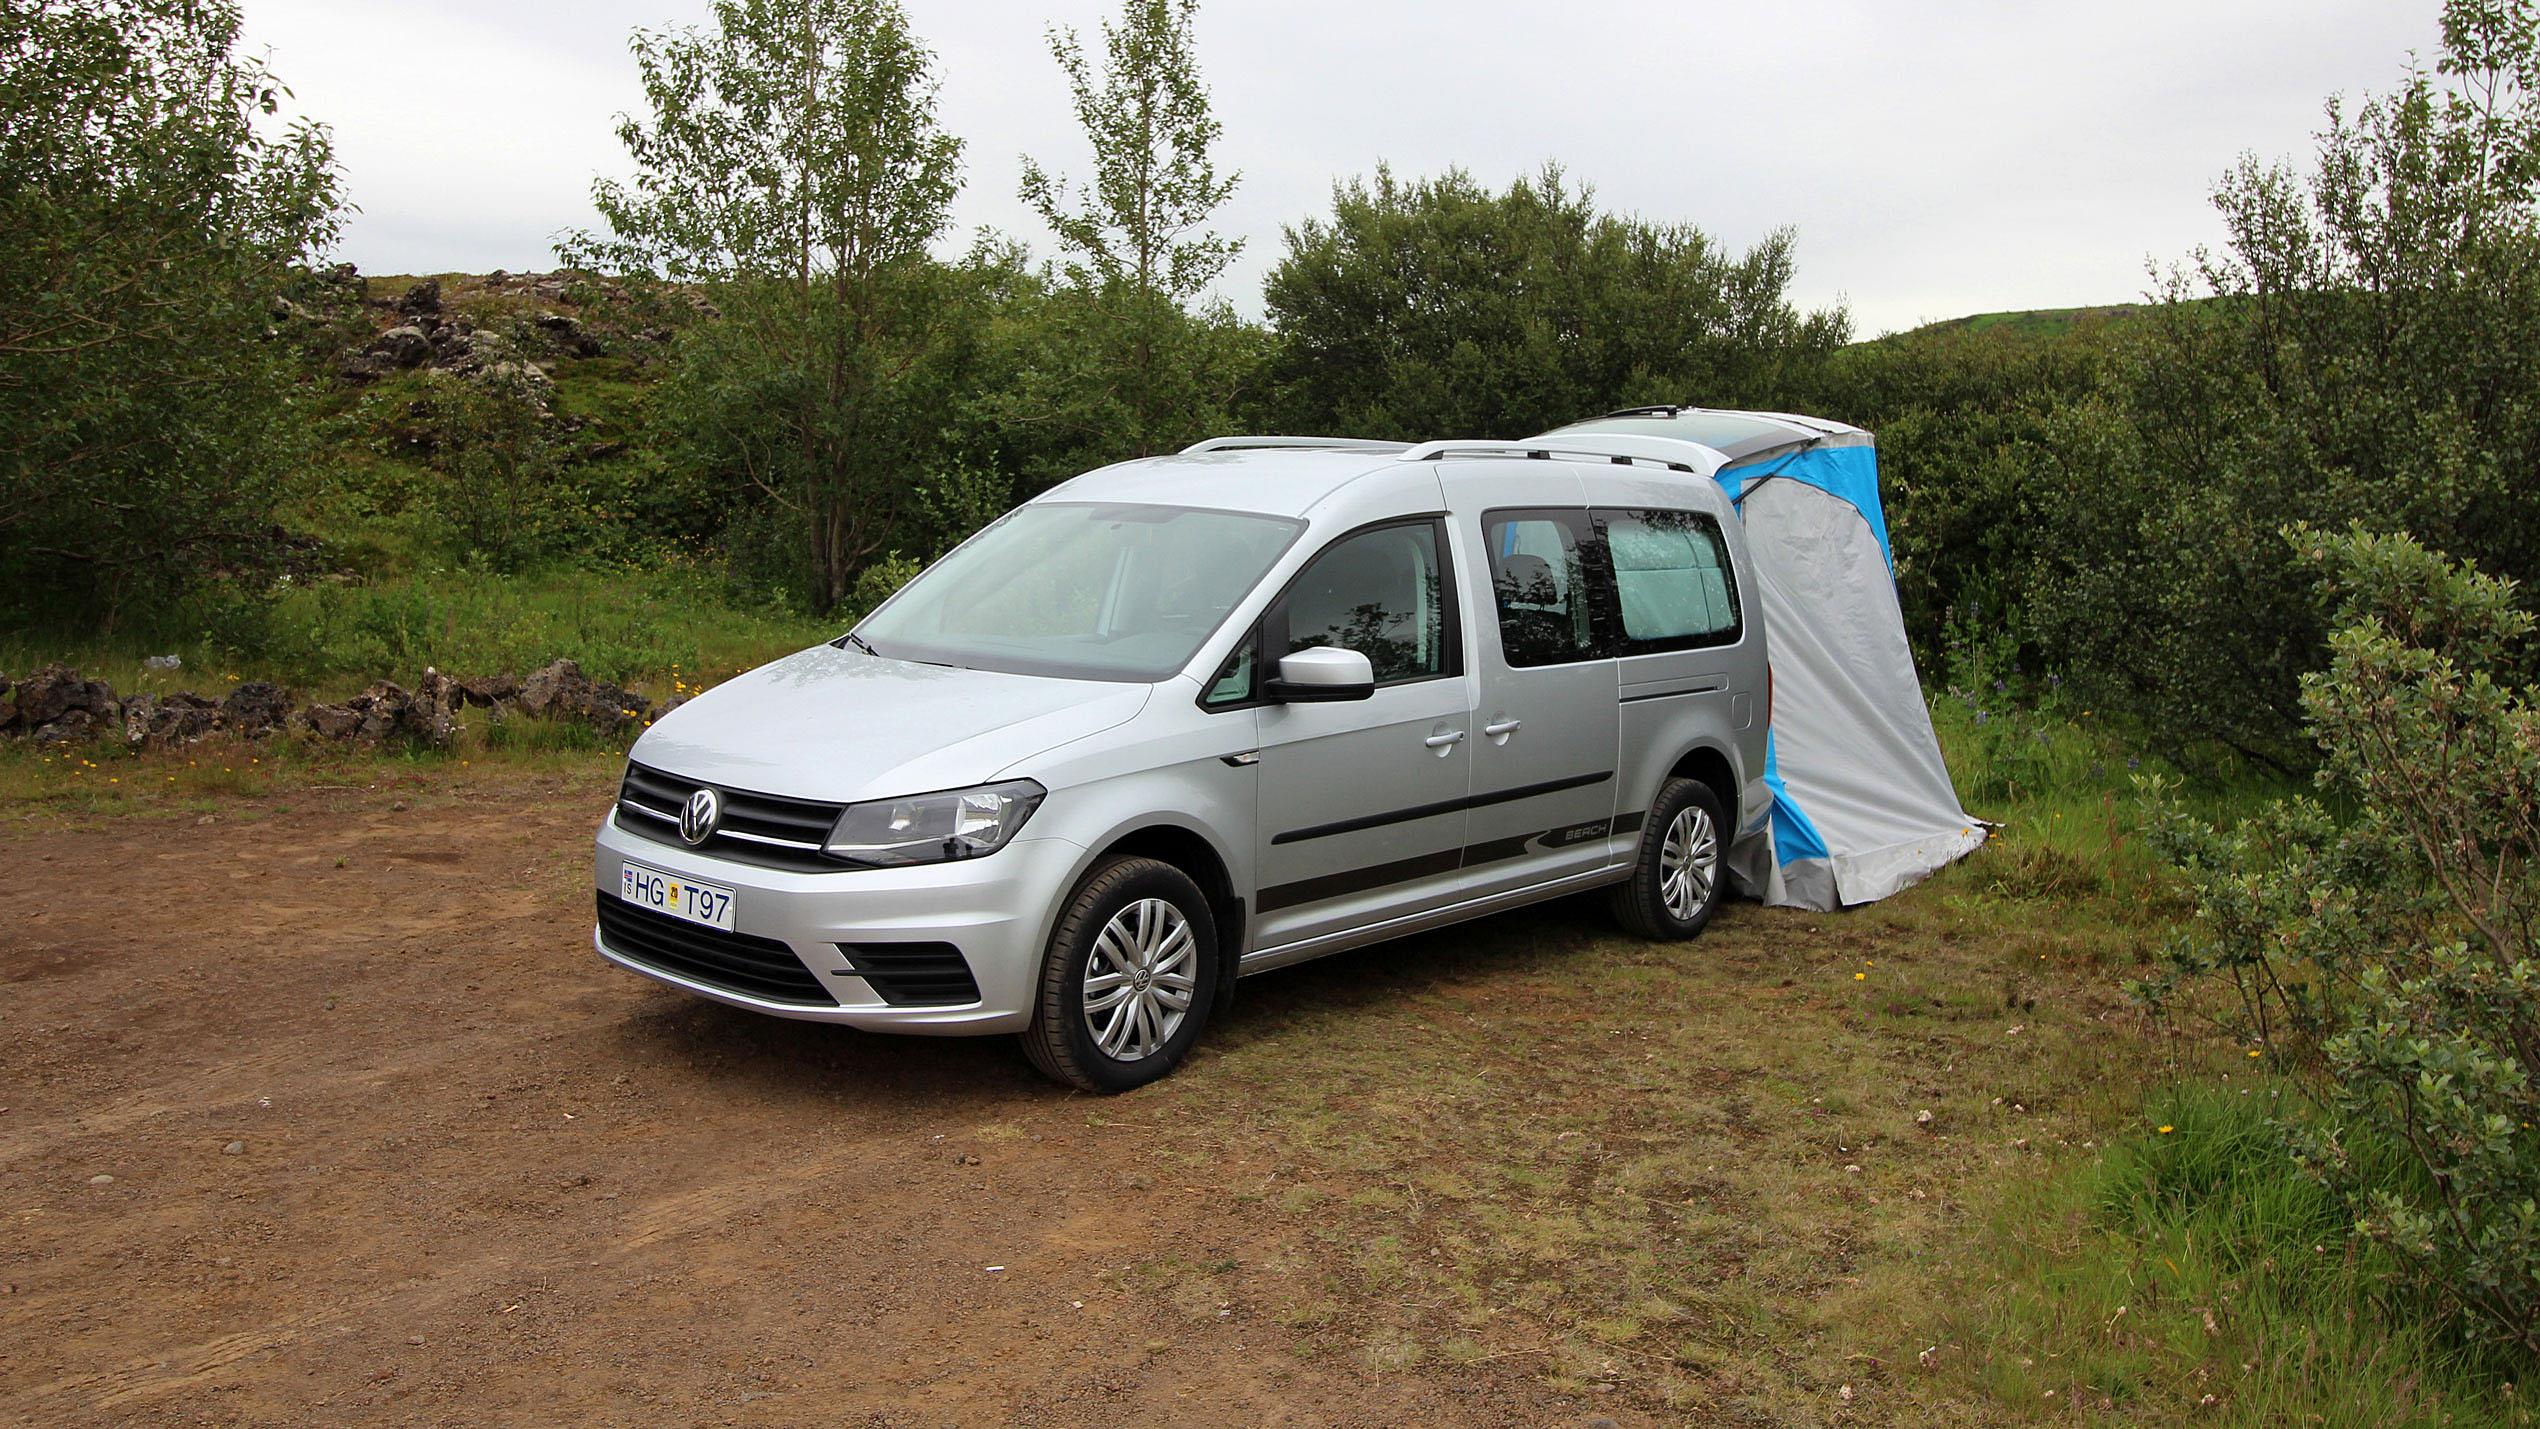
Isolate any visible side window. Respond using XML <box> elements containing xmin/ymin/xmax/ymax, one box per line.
<box><xmin>1594</xmin><ymin>508</ymin><xmax>1741</xmax><ymax>651</ymax></box>
<box><xmin>1278</xmin><ymin>521</ymin><xmax>1454</xmax><ymax>684</ymax></box>
<box><xmin>1202</xmin><ymin>644</ymin><xmax>1253</xmax><ymax>706</ymax></box>
<box><xmin>1482</xmin><ymin>510</ymin><xmax>1599</xmax><ymax>667</ymax></box>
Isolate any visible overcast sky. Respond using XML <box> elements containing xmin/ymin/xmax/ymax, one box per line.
<box><xmin>240</xmin><ymin>0</ymin><xmax>2438</xmax><ymax>337</ymax></box>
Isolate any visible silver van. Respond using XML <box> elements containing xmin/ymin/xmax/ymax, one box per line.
<box><xmin>594</xmin><ymin>436</ymin><xmax>1770</xmax><ymax>1090</ymax></box>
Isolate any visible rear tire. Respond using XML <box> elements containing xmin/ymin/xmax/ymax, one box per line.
<box><xmin>1021</xmin><ymin>857</ymin><xmax>1219</xmax><ymax>1093</ymax></box>
<box><xmin>1608</xmin><ymin>777</ymin><xmax>1728</xmax><ymax>940</ymax></box>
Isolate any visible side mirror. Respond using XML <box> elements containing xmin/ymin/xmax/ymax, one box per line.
<box><xmin>1264</xmin><ymin>646</ymin><xmax>1376</xmax><ymax>703</ymax></box>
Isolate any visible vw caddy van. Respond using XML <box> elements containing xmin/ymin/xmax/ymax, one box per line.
<box><xmin>594</xmin><ymin>435</ymin><xmax>1769</xmax><ymax>1090</ymax></box>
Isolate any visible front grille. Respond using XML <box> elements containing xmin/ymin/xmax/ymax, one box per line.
<box><xmin>838</xmin><ymin>942</ymin><xmax>980</xmax><ymax>1007</ymax></box>
<box><xmin>615</xmin><ymin>762</ymin><xmax>846</xmax><ymax>872</ymax></box>
<box><xmin>596</xmin><ymin>893</ymin><xmax>836</xmax><ymax>1006</ymax></box>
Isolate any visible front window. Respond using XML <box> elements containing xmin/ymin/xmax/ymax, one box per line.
<box><xmin>856</xmin><ymin>502</ymin><xmax>1304</xmax><ymax>681</ymax></box>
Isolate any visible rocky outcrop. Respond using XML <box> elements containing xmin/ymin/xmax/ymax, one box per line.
<box><xmin>395</xmin><ymin>278</ymin><xmax>442</xmax><ymax>319</ymax></box>
<box><xmin>2</xmin><ymin>661</ymin><xmax>675</xmax><ymax>751</ymax></box>
<box><xmin>533</xmin><ymin>310</ymin><xmax>604</xmax><ymax>358</ymax></box>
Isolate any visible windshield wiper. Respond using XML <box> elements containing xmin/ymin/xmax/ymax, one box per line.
<box><xmin>839</xmin><ymin>631</ymin><xmax>878</xmax><ymax>656</ymax></box>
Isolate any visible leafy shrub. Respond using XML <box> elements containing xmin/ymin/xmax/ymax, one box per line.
<box><xmin>2143</xmin><ymin>526</ymin><xmax>2540</xmax><ymax>1360</ymax></box>
<box><xmin>2027</xmin><ymin>0</ymin><xmax>2540</xmax><ymax>767</ymax></box>
<box><xmin>0</xmin><ymin>0</ymin><xmax>341</xmax><ymax>630</ymax></box>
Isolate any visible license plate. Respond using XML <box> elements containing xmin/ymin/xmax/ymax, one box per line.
<box><xmin>619</xmin><ymin>862</ymin><xmax>736</xmax><ymax>932</ymax></box>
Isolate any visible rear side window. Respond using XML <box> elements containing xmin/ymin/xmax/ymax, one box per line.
<box><xmin>1482</xmin><ymin>510</ymin><xmax>1599</xmax><ymax>667</ymax></box>
<box><xmin>1595</xmin><ymin>508</ymin><xmax>1741</xmax><ymax>652</ymax></box>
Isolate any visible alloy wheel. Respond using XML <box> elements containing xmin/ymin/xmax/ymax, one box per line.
<box><xmin>1658</xmin><ymin>802</ymin><xmax>1719</xmax><ymax>922</ymax></box>
<box><xmin>1082</xmin><ymin>898</ymin><xmax>1196</xmax><ymax>1062</ymax></box>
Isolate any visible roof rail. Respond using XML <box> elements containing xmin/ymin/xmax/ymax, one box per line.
<box><xmin>1391</xmin><ymin>439</ymin><xmax>1705</xmax><ymax>474</ymax></box>
<box><xmin>1597</xmin><ymin>404</ymin><xmax>1688</xmax><ymax>419</ymax></box>
<box><xmin>1178</xmin><ymin>435</ymin><xmax>1412</xmax><ymax>455</ymax></box>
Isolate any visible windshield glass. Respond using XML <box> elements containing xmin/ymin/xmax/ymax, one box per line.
<box><xmin>854</xmin><ymin>502</ymin><xmax>1305</xmax><ymax>681</ymax></box>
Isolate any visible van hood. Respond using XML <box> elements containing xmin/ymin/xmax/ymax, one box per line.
<box><xmin>628</xmin><ymin>643</ymin><xmax>1151</xmax><ymax>805</ymax></box>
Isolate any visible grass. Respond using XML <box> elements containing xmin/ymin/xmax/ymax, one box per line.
<box><xmin>1936</xmin><ymin>1084</ymin><xmax>2527</xmax><ymax>1424</ymax></box>
<box><xmin>0</xmin><ymin>565</ymin><xmax>833</xmax><ymax>701</ymax></box>
<box><xmin>0</xmin><ymin>717</ymin><xmax>625</xmax><ymax>828</ymax></box>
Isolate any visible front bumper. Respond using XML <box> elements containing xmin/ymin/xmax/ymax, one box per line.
<box><xmin>591</xmin><ymin>811</ymin><xmax>1084</xmax><ymax>1035</ymax></box>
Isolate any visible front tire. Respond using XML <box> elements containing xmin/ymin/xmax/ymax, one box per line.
<box><xmin>1608</xmin><ymin>777</ymin><xmax>1728</xmax><ymax>940</ymax></box>
<box><xmin>1021</xmin><ymin>857</ymin><xmax>1219</xmax><ymax>1093</ymax></box>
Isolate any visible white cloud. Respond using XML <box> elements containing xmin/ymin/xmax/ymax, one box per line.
<box><xmin>244</xmin><ymin>0</ymin><xmax>2440</xmax><ymax>335</ymax></box>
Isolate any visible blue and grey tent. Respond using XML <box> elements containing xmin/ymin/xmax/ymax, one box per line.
<box><xmin>1536</xmin><ymin>407</ymin><xmax>1985</xmax><ymax>910</ymax></box>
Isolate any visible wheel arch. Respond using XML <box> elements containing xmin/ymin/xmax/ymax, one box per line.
<box><xmin>1079</xmin><ymin>821</ymin><xmax>1247</xmax><ymax>1016</ymax></box>
<box><xmin>1664</xmin><ymin>741</ymin><xmax>1741</xmax><ymax>832</ymax></box>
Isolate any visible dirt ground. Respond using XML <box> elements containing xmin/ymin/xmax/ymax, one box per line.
<box><xmin>3</xmin><ymin>771</ymin><xmax>1622</xmax><ymax>1427</ymax></box>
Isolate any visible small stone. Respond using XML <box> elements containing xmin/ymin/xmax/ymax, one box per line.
<box><xmin>406</xmin><ymin>1335</ymin><xmax>424</xmax><ymax>1346</ymax></box>
<box><xmin>88</xmin><ymin>1174</ymin><xmax>114</xmax><ymax>1185</ymax></box>
<box><xmin>1844</xmin><ymin>1164</ymin><xmax>1862</xmax><ymax>1173</ymax></box>
<box><xmin>390</xmin><ymin>799</ymin><xmax>409</xmax><ymax>812</ymax></box>
<box><xmin>1916</xmin><ymin>1109</ymin><xmax>1935</xmax><ymax>1126</ymax></box>
<box><xmin>222</xmin><ymin>1140</ymin><xmax>245</xmax><ymax>1155</ymax></box>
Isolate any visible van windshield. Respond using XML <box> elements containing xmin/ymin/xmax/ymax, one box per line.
<box><xmin>852</xmin><ymin>502</ymin><xmax>1305</xmax><ymax>682</ymax></box>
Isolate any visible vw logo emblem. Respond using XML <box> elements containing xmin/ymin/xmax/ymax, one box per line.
<box><xmin>679</xmin><ymin>787</ymin><xmax>721</xmax><ymax>845</ymax></box>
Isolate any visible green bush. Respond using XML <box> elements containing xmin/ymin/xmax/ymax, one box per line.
<box><xmin>1260</xmin><ymin>165</ymin><xmax>1848</xmax><ymax>440</ymax></box>
<box><xmin>2143</xmin><ymin>526</ymin><xmax>2540</xmax><ymax>1361</ymax></box>
<box><xmin>0</xmin><ymin>0</ymin><xmax>341</xmax><ymax>630</ymax></box>
<box><xmin>2025</xmin><ymin>0</ymin><xmax>2540</xmax><ymax>768</ymax></box>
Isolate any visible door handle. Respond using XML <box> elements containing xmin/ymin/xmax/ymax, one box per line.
<box><xmin>1483</xmin><ymin>718</ymin><xmax>1522</xmax><ymax>738</ymax></box>
<box><xmin>1423</xmin><ymin>730</ymin><xmax>1466</xmax><ymax>748</ymax></box>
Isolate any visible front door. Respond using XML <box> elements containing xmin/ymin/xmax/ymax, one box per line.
<box><xmin>1248</xmin><ymin>518</ymin><xmax>1474</xmax><ymax>951</ymax></box>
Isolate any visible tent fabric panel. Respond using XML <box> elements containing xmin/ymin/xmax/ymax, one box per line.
<box><xmin>1733</xmin><ymin>478</ymin><xmax>1982</xmax><ymax>909</ymax></box>
<box><xmin>1715</xmin><ymin>444</ymin><xmax>1893</xmax><ymax>570</ymax></box>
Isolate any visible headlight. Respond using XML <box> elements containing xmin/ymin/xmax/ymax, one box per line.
<box><xmin>824</xmin><ymin>779</ymin><xmax>1046</xmax><ymax>867</ymax></box>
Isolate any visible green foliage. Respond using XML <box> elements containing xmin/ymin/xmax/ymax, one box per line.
<box><xmin>0</xmin><ymin>0</ymin><xmax>341</xmax><ymax>630</ymax></box>
<box><xmin>960</xmin><ymin>267</ymin><xmax>1268</xmax><ymax>490</ymax></box>
<box><xmin>1021</xmin><ymin>0</ymin><xmax>1237</xmax><ymax>303</ymax></box>
<box><xmin>1961</xmin><ymin>1083</ymin><xmax>2521</xmax><ymax>1426</ymax></box>
<box><xmin>407</xmin><ymin>370</ymin><xmax>568</xmax><ymax>570</ymax></box>
<box><xmin>1261</xmin><ymin>165</ymin><xmax>1848</xmax><ymax>440</ymax></box>
<box><xmin>1797</xmin><ymin>320</ymin><xmax>2116</xmax><ymax>664</ymax></box>
<box><xmin>1015</xmin><ymin>0</ymin><xmax>1247</xmax><ymax>461</ymax></box>
<box><xmin>2025</xmin><ymin>0</ymin><xmax>2540</xmax><ymax>766</ymax></box>
<box><xmin>561</xmin><ymin>0</ymin><xmax>968</xmax><ymax>610</ymax></box>
<box><xmin>2143</xmin><ymin>527</ymin><xmax>2540</xmax><ymax>1360</ymax></box>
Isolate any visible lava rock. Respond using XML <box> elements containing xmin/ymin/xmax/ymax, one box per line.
<box><xmin>367</xmin><ymin>325</ymin><xmax>432</xmax><ymax>369</ymax></box>
<box><xmin>395</xmin><ymin>277</ymin><xmax>442</xmax><ymax>318</ymax></box>
<box><xmin>11</xmin><ymin>664</ymin><xmax>117</xmax><ymax>732</ymax></box>
<box><xmin>456</xmin><ymin>673</ymin><xmax>519</xmax><ymax>708</ymax></box>
<box><xmin>221</xmin><ymin>681</ymin><xmax>292</xmax><ymax>737</ymax></box>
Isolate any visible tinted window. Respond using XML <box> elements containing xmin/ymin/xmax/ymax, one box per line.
<box><xmin>1483</xmin><ymin>511</ymin><xmax>1599</xmax><ymax>667</ymax></box>
<box><xmin>1281</xmin><ymin>522</ymin><xmax>1453</xmax><ymax>684</ymax></box>
<box><xmin>1596</xmin><ymin>508</ymin><xmax>1740</xmax><ymax>650</ymax></box>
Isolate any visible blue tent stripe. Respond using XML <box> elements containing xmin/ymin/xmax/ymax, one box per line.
<box><xmin>1761</xmin><ymin>729</ymin><xmax>1829</xmax><ymax>865</ymax></box>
